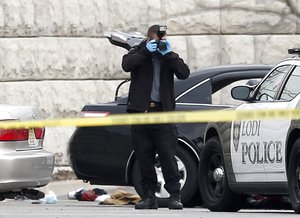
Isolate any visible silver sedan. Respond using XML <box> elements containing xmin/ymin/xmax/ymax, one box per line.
<box><xmin>0</xmin><ymin>104</ymin><xmax>53</xmax><ymax>198</ymax></box>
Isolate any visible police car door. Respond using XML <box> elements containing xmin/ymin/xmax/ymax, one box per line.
<box><xmin>262</xmin><ymin>63</ymin><xmax>300</xmax><ymax>182</ymax></box>
<box><xmin>252</xmin><ymin>64</ymin><xmax>295</xmax><ymax>182</ymax></box>
<box><xmin>231</xmin><ymin>64</ymin><xmax>292</xmax><ymax>182</ymax></box>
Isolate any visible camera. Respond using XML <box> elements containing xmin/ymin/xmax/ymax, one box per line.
<box><xmin>156</xmin><ymin>25</ymin><xmax>167</xmax><ymax>51</ymax></box>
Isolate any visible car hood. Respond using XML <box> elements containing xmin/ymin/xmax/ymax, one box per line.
<box><xmin>0</xmin><ymin>104</ymin><xmax>38</xmax><ymax>121</ymax></box>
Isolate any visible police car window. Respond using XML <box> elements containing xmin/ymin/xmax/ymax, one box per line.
<box><xmin>254</xmin><ymin>65</ymin><xmax>291</xmax><ymax>101</ymax></box>
<box><xmin>280</xmin><ymin>66</ymin><xmax>300</xmax><ymax>101</ymax></box>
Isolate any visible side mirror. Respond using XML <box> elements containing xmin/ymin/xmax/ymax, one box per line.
<box><xmin>246</xmin><ymin>79</ymin><xmax>261</xmax><ymax>87</ymax></box>
<box><xmin>231</xmin><ymin>86</ymin><xmax>252</xmax><ymax>101</ymax></box>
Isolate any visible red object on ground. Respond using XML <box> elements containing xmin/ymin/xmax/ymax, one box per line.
<box><xmin>81</xmin><ymin>190</ymin><xmax>97</xmax><ymax>201</ymax></box>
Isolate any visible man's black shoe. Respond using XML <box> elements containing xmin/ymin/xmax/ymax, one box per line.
<box><xmin>135</xmin><ymin>197</ymin><xmax>158</xmax><ymax>209</ymax></box>
<box><xmin>169</xmin><ymin>195</ymin><xmax>183</xmax><ymax>210</ymax></box>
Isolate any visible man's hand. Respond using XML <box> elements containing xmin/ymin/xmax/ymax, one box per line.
<box><xmin>146</xmin><ymin>39</ymin><xmax>158</xmax><ymax>53</ymax></box>
<box><xmin>158</xmin><ymin>40</ymin><xmax>172</xmax><ymax>55</ymax></box>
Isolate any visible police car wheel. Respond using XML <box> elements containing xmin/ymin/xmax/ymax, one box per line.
<box><xmin>288</xmin><ymin>138</ymin><xmax>300</xmax><ymax>214</ymax></box>
<box><xmin>131</xmin><ymin>145</ymin><xmax>198</xmax><ymax>207</ymax></box>
<box><xmin>199</xmin><ymin>136</ymin><xmax>244</xmax><ymax>212</ymax></box>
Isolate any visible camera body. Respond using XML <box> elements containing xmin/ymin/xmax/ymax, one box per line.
<box><xmin>156</xmin><ymin>25</ymin><xmax>167</xmax><ymax>51</ymax></box>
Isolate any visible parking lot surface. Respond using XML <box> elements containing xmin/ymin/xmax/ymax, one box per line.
<box><xmin>0</xmin><ymin>180</ymin><xmax>294</xmax><ymax>218</ymax></box>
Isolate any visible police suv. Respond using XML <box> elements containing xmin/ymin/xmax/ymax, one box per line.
<box><xmin>199</xmin><ymin>47</ymin><xmax>300</xmax><ymax>213</ymax></box>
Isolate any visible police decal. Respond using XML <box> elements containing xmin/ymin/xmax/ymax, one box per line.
<box><xmin>230</xmin><ymin>117</ymin><xmax>288</xmax><ymax>182</ymax></box>
<box><xmin>231</xmin><ymin>120</ymin><xmax>283</xmax><ymax>165</ymax></box>
<box><xmin>233</xmin><ymin>121</ymin><xmax>240</xmax><ymax>152</ymax></box>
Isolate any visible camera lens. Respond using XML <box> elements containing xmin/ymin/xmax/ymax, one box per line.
<box><xmin>158</xmin><ymin>41</ymin><xmax>167</xmax><ymax>51</ymax></box>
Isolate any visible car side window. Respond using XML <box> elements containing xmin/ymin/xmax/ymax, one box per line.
<box><xmin>177</xmin><ymin>80</ymin><xmax>212</xmax><ymax>104</ymax></box>
<box><xmin>212</xmin><ymin>79</ymin><xmax>260</xmax><ymax>106</ymax></box>
<box><xmin>280</xmin><ymin>66</ymin><xmax>300</xmax><ymax>101</ymax></box>
<box><xmin>254</xmin><ymin>65</ymin><xmax>291</xmax><ymax>101</ymax></box>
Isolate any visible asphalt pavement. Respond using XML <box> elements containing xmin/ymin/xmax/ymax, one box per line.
<box><xmin>0</xmin><ymin>180</ymin><xmax>296</xmax><ymax>218</ymax></box>
<box><xmin>0</xmin><ymin>200</ymin><xmax>296</xmax><ymax>218</ymax></box>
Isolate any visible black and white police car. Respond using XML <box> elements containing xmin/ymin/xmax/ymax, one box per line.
<box><xmin>199</xmin><ymin>47</ymin><xmax>300</xmax><ymax>213</ymax></box>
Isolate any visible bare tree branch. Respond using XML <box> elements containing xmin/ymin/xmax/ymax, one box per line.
<box><xmin>287</xmin><ymin>0</ymin><xmax>300</xmax><ymax>18</ymax></box>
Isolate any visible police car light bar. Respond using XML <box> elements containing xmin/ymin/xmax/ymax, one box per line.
<box><xmin>288</xmin><ymin>43</ymin><xmax>300</xmax><ymax>56</ymax></box>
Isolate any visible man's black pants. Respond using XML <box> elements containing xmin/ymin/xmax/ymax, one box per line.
<box><xmin>131</xmin><ymin>121</ymin><xmax>181</xmax><ymax>197</ymax></box>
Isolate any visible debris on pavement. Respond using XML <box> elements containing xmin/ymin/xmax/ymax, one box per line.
<box><xmin>68</xmin><ymin>188</ymin><xmax>141</xmax><ymax>205</ymax></box>
<box><xmin>246</xmin><ymin>195</ymin><xmax>291</xmax><ymax>210</ymax></box>
<box><xmin>100</xmin><ymin>190</ymin><xmax>141</xmax><ymax>205</ymax></box>
<box><xmin>68</xmin><ymin>188</ymin><xmax>107</xmax><ymax>201</ymax></box>
<box><xmin>38</xmin><ymin>191</ymin><xmax>58</xmax><ymax>204</ymax></box>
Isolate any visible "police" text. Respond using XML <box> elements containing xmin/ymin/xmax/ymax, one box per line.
<box><xmin>241</xmin><ymin>141</ymin><xmax>283</xmax><ymax>164</ymax></box>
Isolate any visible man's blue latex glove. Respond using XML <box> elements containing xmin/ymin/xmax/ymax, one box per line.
<box><xmin>146</xmin><ymin>39</ymin><xmax>158</xmax><ymax>53</ymax></box>
<box><xmin>158</xmin><ymin>40</ymin><xmax>172</xmax><ymax>55</ymax></box>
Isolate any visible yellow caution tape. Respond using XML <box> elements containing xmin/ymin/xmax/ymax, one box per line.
<box><xmin>0</xmin><ymin>108</ymin><xmax>300</xmax><ymax>129</ymax></box>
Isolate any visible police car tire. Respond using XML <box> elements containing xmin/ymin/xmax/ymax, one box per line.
<box><xmin>199</xmin><ymin>136</ymin><xmax>244</xmax><ymax>212</ymax></box>
<box><xmin>131</xmin><ymin>145</ymin><xmax>198</xmax><ymax>207</ymax></box>
<box><xmin>288</xmin><ymin>138</ymin><xmax>300</xmax><ymax>214</ymax></box>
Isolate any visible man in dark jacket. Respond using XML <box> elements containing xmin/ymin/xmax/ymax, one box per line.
<box><xmin>122</xmin><ymin>25</ymin><xmax>190</xmax><ymax>210</ymax></box>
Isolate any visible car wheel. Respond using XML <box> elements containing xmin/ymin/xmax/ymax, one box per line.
<box><xmin>199</xmin><ymin>136</ymin><xmax>244</xmax><ymax>212</ymax></box>
<box><xmin>288</xmin><ymin>138</ymin><xmax>300</xmax><ymax>214</ymax></box>
<box><xmin>131</xmin><ymin>145</ymin><xmax>198</xmax><ymax>207</ymax></box>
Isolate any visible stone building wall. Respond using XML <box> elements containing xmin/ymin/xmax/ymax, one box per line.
<box><xmin>0</xmin><ymin>0</ymin><xmax>299</xmax><ymax>165</ymax></box>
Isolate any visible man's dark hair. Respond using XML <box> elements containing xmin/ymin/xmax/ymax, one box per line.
<box><xmin>147</xmin><ymin>25</ymin><xmax>159</xmax><ymax>38</ymax></box>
